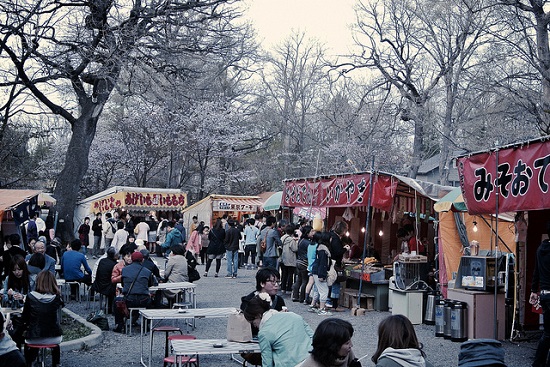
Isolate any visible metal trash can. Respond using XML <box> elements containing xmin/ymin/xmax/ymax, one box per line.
<box><xmin>435</xmin><ymin>299</ymin><xmax>446</xmax><ymax>337</ymax></box>
<box><xmin>451</xmin><ymin>301</ymin><xmax>468</xmax><ymax>342</ymax></box>
<box><xmin>443</xmin><ymin>299</ymin><xmax>453</xmax><ymax>339</ymax></box>
<box><xmin>424</xmin><ymin>291</ymin><xmax>439</xmax><ymax>325</ymax></box>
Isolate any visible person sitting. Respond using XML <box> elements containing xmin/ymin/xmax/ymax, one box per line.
<box><xmin>240</xmin><ymin>267</ymin><xmax>286</xmax><ymax>314</ymax></box>
<box><xmin>371</xmin><ymin>315</ymin><xmax>433</xmax><ymax>367</ymax></box>
<box><xmin>113</xmin><ymin>252</ymin><xmax>154</xmax><ymax>333</ymax></box>
<box><xmin>92</xmin><ymin>247</ymin><xmax>118</xmax><ymax>314</ymax></box>
<box><xmin>0</xmin><ymin>312</ymin><xmax>25</xmax><ymax>367</ymax></box>
<box><xmin>60</xmin><ymin>240</ymin><xmax>92</xmax><ymax>299</ymax></box>
<box><xmin>111</xmin><ymin>244</ymin><xmax>133</xmax><ymax>286</ymax></box>
<box><xmin>243</xmin><ymin>293</ymin><xmax>313</xmax><ymax>367</ymax></box>
<box><xmin>27</xmin><ymin>253</ymin><xmax>46</xmax><ymax>287</ymax></box>
<box><xmin>25</xmin><ymin>241</ymin><xmax>56</xmax><ymax>275</ymax></box>
<box><xmin>300</xmin><ymin>318</ymin><xmax>361</xmax><ymax>367</ymax></box>
<box><xmin>2</xmin><ymin>255</ymin><xmax>32</xmax><ymax>346</ymax></box>
<box><xmin>2</xmin><ymin>234</ymin><xmax>26</xmax><ymax>281</ymax></box>
<box><xmin>158</xmin><ymin>221</ymin><xmax>184</xmax><ymax>257</ymax></box>
<box><xmin>163</xmin><ymin>245</ymin><xmax>189</xmax><ymax>305</ymax></box>
<box><xmin>22</xmin><ymin>271</ymin><xmax>64</xmax><ymax>367</ymax></box>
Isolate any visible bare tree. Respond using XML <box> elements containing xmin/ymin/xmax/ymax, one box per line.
<box><xmin>0</xmin><ymin>0</ymin><xmax>244</xmax><ymax>240</ymax></box>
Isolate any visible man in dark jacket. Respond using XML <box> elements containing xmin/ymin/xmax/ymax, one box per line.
<box><xmin>328</xmin><ymin>221</ymin><xmax>349</xmax><ymax>310</ymax></box>
<box><xmin>225</xmin><ymin>220</ymin><xmax>241</xmax><ymax>278</ymax></box>
<box><xmin>113</xmin><ymin>252</ymin><xmax>154</xmax><ymax>332</ymax></box>
<box><xmin>530</xmin><ymin>221</ymin><xmax>550</xmax><ymax>367</ymax></box>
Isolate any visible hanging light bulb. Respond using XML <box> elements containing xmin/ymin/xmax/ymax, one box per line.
<box><xmin>473</xmin><ymin>220</ymin><xmax>478</xmax><ymax>233</ymax></box>
<box><xmin>345</xmin><ymin>231</ymin><xmax>350</xmax><ymax>237</ymax></box>
<box><xmin>361</xmin><ymin>227</ymin><xmax>366</xmax><ymax>233</ymax></box>
<box><xmin>379</xmin><ymin>229</ymin><xmax>383</xmax><ymax>237</ymax></box>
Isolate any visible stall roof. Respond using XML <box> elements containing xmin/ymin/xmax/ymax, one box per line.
<box><xmin>0</xmin><ymin>189</ymin><xmax>42</xmax><ymax>211</ymax></box>
<box><xmin>77</xmin><ymin>186</ymin><xmax>184</xmax><ymax>204</ymax></box>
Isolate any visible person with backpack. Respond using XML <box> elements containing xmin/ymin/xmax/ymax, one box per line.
<box><xmin>102</xmin><ymin>213</ymin><xmax>117</xmax><ymax>249</ymax></box>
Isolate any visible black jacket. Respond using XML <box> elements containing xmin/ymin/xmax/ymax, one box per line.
<box><xmin>225</xmin><ymin>227</ymin><xmax>241</xmax><ymax>252</ymax></box>
<box><xmin>532</xmin><ymin>239</ymin><xmax>550</xmax><ymax>292</ymax></box>
<box><xmin>207</xmin><ymin>228</ymin><xmax>226</xmax><ymax>255</ymax></box>
<box><xmin>92</xmin><ymin>257</ymin><xmax>117</xmax><ymax>296</ymax></box>
<box><xmin>22</xmin><ymin>291</ymin><xmax>64</xmax><ymax>339</ymax></box>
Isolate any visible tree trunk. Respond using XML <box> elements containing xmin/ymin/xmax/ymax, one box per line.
<box><xmin>535</xmin><ymin>14</ymin><xmax>550</xmax><ymax>133</ymax></box>
<box><xmin>53</xmin><ymin>103</ymin><xmax>102</xmax><ymax>242</ymax></box>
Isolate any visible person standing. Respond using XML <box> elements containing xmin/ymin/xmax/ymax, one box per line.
<box><xmin>134</xmin><ymin>219</ymin><xmax>150</xmax><ymax>243</ymax></box>
<box><xmin>199</xmin><ymin>226</ymin><xmax>210</xmax><ymax>266</ymax></box>
<box><xmin>530</xmin><ymin>221</ymin><xmax>550</xmax><ymax>367</ymax></box>
<box><xmin>102</xmin><ymin>213</ymin><xmax>116</xmax><ymax>249</ymax></box>
<box><xmin>112</xmin><ymin>221</ymin><xmax>129</xmax><ymax>252</ymax></box>
<box><xmin>25</xmin><ymin>212</ymin><xmax>39</xmax><ymax>251</ymax></box>
<box><xmin>280</xmin><ymin>225</ymin><xmax>298</xmax><ymax>295</ymax></box>
<box><xmin>91</xmin><ymin>213</ymin><xmax>103</xmax><ymax>259</ymax></box>
<box><xmin>78</xmin><ymin>217</ymin><xmax>91</xmax><ymax>259</ymax></box>
<box><xmin>205</xmin><ymin>219</ymin><xmax>225</xmax><ymax>277</ymax></box>
<box><xmin>244</xmin><ymin>218</ymin><xmax>259</xmax><ymax>266</ymax></box>
<box><xmin>186</xmin><ymin>224</ymin><xmax>203</xmax><ymax>263</ymax></box>
<box><xmin>292</xmin><ymin>225</ymin><xmax>313</xmax><ymax>303</ymax></box>
<box><xmin>225</xmin><ymin>220</ymin><xmax>240</xmax><ymax>278</ymax></box>
<box><xmin>124</xmin><ymin>213</ymin><xmax>135</xmax><ymax>235</ymax></box>
<box><xmin>146</xmin><ymin>216</ymin><xmax>158</xmax><ymax>253</ymax></box>
<box><xmin>189</xmin><ymin>216</ymin><xmax>199</xmax><ymax>239</ymax></box>
<box><xmin>262</xmin><ymin>216</ymin><xmax>282</xmax><ymax>269</ymax></box>
<box><xmin>328</xmin><ymin>221</ymin><xmax>349</xmax><ymax>311</ymax></box>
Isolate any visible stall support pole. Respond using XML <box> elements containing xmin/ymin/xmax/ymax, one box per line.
<box><xmin>357</xmin><ymin>156</ymin><xmax>375</xmax><ymax>308</ymax></box>
<box><xmin>494</xmin><ymin>149</ymin><xmax>500</xmax><ymax>340</ymax></box>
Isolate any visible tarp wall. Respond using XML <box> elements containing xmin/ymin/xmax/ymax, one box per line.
<box><xmin>438</xmin><ymin>211</ymin><xmax>516</xmax><ymax>296</ymax></box>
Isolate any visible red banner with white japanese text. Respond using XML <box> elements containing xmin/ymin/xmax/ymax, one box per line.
<box><xmin>282</xmin><ymin>173</ymin><xmax>397</xmax><ymax>211</ymax></box>
<box><xmin>457</xmin><ymin>140</ymin><xmax>550</xmax><ymax>214</ymax></box>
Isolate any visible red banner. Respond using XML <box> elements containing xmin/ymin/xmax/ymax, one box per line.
<box><xmin>282</xmin><ymin>173</ymin><xmax>397</xmax><ymax>211</ymax></box>
<box><xmin>458</xmin><ymin>140</ymin><xmax>550</xmax><ymax>214</ymax></box>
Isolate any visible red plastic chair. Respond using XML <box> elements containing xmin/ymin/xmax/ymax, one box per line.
<box><xmin>26</xmin><ymin>343</ymin><xmax>59</xmax><ymax>367</ymax></box>
<box><xmin>164</xmin><ymin>334</ymin><xmax>198</xmax><ymax>367</ymax></box>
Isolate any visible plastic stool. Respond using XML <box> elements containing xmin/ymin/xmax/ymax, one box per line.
<box><xmin>164</xmin><ymin>335</ymin><xmax>198</xmax><ymax>367</ymax></box>
<box><xmin>151</xmin><ymin>326</ymin><xmax>183</xmax><ymax>366</ymax></box>
<box><xmin>26</xmin><ymin>343</ymin><xmax>59</xmax><ymax>367</ymax></box>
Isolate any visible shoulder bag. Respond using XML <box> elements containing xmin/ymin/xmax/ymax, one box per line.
<box><xmin>115</xmin><ymin>266</ymin><xmax>143</xmax><ymax>318</ymax></box>
<box><xmin>260</xmin><ymin>229</ymin><xmax>270</xmax><ymax>253</ymax></box>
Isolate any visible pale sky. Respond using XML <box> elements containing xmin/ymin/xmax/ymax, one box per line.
<box><xmin>242</xmin><ymin>0</ymin><xmax>358</xmax><ymax>55</ymax></box>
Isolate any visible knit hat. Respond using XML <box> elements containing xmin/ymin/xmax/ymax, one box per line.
<box><xmin>140</xmin><ymin>249</ymin><xmax>150</xmax><ymax>259</ymax></box>
<box><xmin>458</xmin><ymin>339</ymin><xmax>506</xmax><ymax>367</ymax></box>
<box><xmin>131</xmin><ymin>251</ymin><xmax>144</xmax><ymax>262</ymax></box>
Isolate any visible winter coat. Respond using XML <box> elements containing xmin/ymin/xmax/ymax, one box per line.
<box><xmin>280</xmin><ymin>234</ymin><xmax>298</xmax><ymax>266</ymax></box>
<box><xmin>299</xmin><ymin>349</ymin><xmax>357</xmax><ymax>367</ymax></box>
<box><xmin>92</xmin><ymin>257</ymin><xmax>117</xmax><ymax>296</ymax></box>
<box><xmin>207</xmin><ymin>228</ymin><xmax>226</xmax><ymax>255</ymax></box>
<box><xmin>186</xmin><ymin>230</ymin><xmax>201</xmax><ymax>255</ymax></box>
<box><xmin>22</xmin><ymin>291</ymin><xmax>63</xmax><ymax>339</ymax></box>
<box><xmin>164</xmin><ymin>254</ymin><xmax>189</xmax><ymax>298</ymax></box>
<box><xmin>375</xmin><ymin>348</ymin><xmax>434</xmax><ymax>367</ymax></box>
<box><xmin>311</xmin><ymin>244</ymin><xmax>331</xmax><ymax>280</ymax></box>
<box><xmin>532</xmin><ymin>239</ymin><xmax>550</xmax><ymax>292</ymax></box>
<box><xmin>225</xmin><ymin>227</ymin><xmax>241</xmax><ymax>252</ymax></box>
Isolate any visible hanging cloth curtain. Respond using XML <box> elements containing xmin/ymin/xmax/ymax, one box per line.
<box><xmin>453</xmin><ymin>212</ymin><xmax>470</xmax><ymax>249</ymax></box>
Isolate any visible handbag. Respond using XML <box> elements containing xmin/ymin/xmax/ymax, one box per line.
<box><xmin>334</xmin><ymin>263</ymin><xmax>347</xmax><ymax>283</ymax></box>
<box><xmin>260</xmin><ymin>229</ymin><xmax>269</xmax><ymax>253</ymax></box>
<box><xmin>86</xmin><ymin>310</ymin><xmax>110</xmax><ymax>331</ymax></box>
<box><xmin>188</xmin><ymin>267</ymin><xmax>201</xmax><ymax>282</ymax></box>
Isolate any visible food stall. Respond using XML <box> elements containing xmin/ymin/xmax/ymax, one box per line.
<box><xmin>74</xmin><ymin>186</ymin><xmax>187</xmax><ymax>240</ymax></box>
<box><xmin>181</xmin><ymin>194</ymin><xmax>264</xmax><ymax>229</ymax></box>
<box><xmin>0</xmin><ymin>190</ymin><xmax>46</xmax><ymax>239</ymax></box>
<box><xmin>457</xmin><ymin>136</ymin><xmax>550</xmax><ymax>339</ymax></box>
<box><xmin>282</xmin><ymin>171</ymin><xmax>453</xmax><ymax>313</ymax></box>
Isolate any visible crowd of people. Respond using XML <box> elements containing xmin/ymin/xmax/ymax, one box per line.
<box><xmin>0</xmin><ymin>210</ymin><xmax>517</xmax><ymax>367</ymax></box>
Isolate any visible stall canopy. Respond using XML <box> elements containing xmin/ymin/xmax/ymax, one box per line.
<box><xmin>0</xmin><ymin>189</ymin><xmax>42</xmax><ymax>224</ymax></box>
<box><xmin>263</xmin><ymin>191</ymin><xmax>283</xmax><ymax>211</ymax></box>
<box><xmin>458</xmin><ymin>136</ymin><xmax>550</xmax><ymax>214</ymax></box>
<box><xmin>434</xmin><ymin>187</ymin><xmax>467</xmax><ymax>212</ymax></box>
<box><xmin>282</xmin><ymin>171</ymin><xmax>454</xmax><ymax>213</ymax></box>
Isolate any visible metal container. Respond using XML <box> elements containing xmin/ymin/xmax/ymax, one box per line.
<box><xmin>451</xmin><ymin>301</ymin><xmax>468</xmax><ymax>342</ymax></box>
<box><xmin>435</xmin><ymin>299</ymin><xmax>446</xmax><ymax>337</ymax></box>
<box><xmin>443</xmin><ymin>300</ymin><xmax>453</xmax><ymax>339</ymax></box>
<box><xmin>424</xmin><ymin>291</ymin><xmax>439</xmax><ymax>325</ymax></box>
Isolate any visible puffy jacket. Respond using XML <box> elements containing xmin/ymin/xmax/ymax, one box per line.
<box><xmin>280</xmin><ymin>234</ymin><xmax>298</xmax><ymax>266</ymax></box>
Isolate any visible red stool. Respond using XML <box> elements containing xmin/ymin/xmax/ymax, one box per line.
<box><xmin>26</xmin><ymin>343</ymin><xmax>59</xmax><ymax>367</ymax></box>
<box><xmin>152</xmin><ymin>326</ymin><xmax>183</xmax><ymax>366</ymax></box>
<box><xmin>164</xmin><ymin>335</ymin><xmax>198</xmax><ymax>367</ymax></box>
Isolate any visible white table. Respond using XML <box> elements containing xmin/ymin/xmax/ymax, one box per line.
<box><xmin>170</xmin><ymin>338</ymin><xmax>261</xmax><ymax>367</ymax></box>
<box><xmin>139</xmin><ymin>307</ymin><xmax>239</xmax><ymax>367</ymax></box>
<box><xmin>149</xmin><ymin>282</ymin><xmax>197</xmax><ymax>308</ymax></box>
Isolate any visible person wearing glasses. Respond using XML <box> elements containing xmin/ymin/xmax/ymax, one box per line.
<box><xmin>240</xmin><ymin>267</ymin><xmax>286</xmax><ymax>313</ymax></box>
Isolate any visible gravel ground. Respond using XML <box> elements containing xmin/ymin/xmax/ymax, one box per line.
<box><xmin>61</xmin><ymin>260</ymin><xmax>539</xmax><ymax>367</ymax></box>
